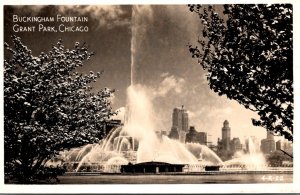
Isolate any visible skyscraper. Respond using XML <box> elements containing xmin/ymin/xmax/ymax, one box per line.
<box><xmin>185</xmin><ymin>126</ymin><xmax>207</xmax><ymax>145</ymax></box>
<box><xmin>222</xmin><ymin>120</ymin><xmax>231</xmax><ymax>151</ymax></box>
<box><xmin>170</xmin><ymin>105</ymin><xmax>189</xmax><ymax>143</ymax></box>
<box><xmin>169</xmin><ymin>126</ymin><xmax>179</xmax><ymax>140</ymax></box>
<box><xmin>230</xmin><ymin>137</ymin><xmax>243</xmax><ymax>153</ymax></box>
<box><xmin>276</xmin><ymin>140</ymin><xmax>282</xmax><ymax>151</ymax></box>
<box><xmin>260</xmin><ymin>131</ymin><xmax>275</xmax><ymax>154</ymax></box>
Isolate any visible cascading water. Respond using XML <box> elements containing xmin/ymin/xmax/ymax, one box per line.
<box><xmin>185</xmin><ymin>143</ymin><xmax>224</xmax><ymax>166</ymax></box>
<box><xmin>123</xmin><ymin>84</ymin><xmax>200</xmax><ymax>164</ymax></box>
<box><xmin>223</xmin><ymin>137</ymin><xmax>267</xmax><ymax>170</ymax></box>
<box><xmin>52</xmin><ymin>6</ymin><xmax>268</xmax><ymax>173</ymax></box>
<box><xmin>120</xmin><ymin>5</ymin><xmax>218</xmax><ymax>165</ymax></box>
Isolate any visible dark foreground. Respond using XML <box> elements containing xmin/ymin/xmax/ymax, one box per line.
<box><xmin>57</xmin><ymin>173</ymin><xmax>293</xmax><ymax>184</ymax></box>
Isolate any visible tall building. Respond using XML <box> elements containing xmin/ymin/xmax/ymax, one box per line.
<box><xmin>216</xmin><ymin>120</ymin><xmax>233</xmax><ymax>161</ymax></box>
<box><xmin>170</xmin><ymin>105</ymin><xmax>189</xmax><ymax>143</ymax></box>
<box><xmin>283</xmin><ymin>140</ymin><xmax>293</xmax><ymax>153</ymax></box>
<box><xmin>198</xmin><ymin>132</ymin><xmax>207</xmax><ymax>145</ymax></box>
<box><xmin>168</xmin><ymin>127</ymin><xmax>179</xmax><ymax>140</ymax></box>
<box><xmin>222</xmin><ymin>120</ymin><xmax>231</xmax><ymax>151</ymax></box>
<box><xmin>276</xmin><ymin>140</ymin><xmax>282</xmax><ymax>151</ymax></box>
<box><xmin>185</xmin><ymin>126</ymin><xmax>207</xmax><ymax>145</ymax></box>
<box><xmin>276</xmin><ymin>139</ymin><xmax>293</xmax><ymax>153</ymax></box>
<box><xmin>260</xmin><ymin>131</ymin><xmax>275</xmax><ymax>154</ymax></box>
<box><xmin>230</xmin><ymin>137</ymin><xmax>243</xmax><ymax>153</ymax></box>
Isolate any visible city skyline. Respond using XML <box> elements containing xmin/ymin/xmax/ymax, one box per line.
<box><xmin>4</xmin><ymin>5</ymin><xmax>286</xmax><ymax>146</ymax></box>
<box><xmin>2</xmin><ymin>3</ymin><xmax>295</xmax><ymax>190</ymax></box>
<box><xmin>167</xmin><ymin>105</ymin><xmax>291</xmax><ymax>146</ymax></box>
<box><xmin>118</xmin><ymin>104</ymin><xmax>288</xmax><ymax>145</ymax></box>
<box><xmin>165</xmin><ymin>109</ymin><xmax>293</xmax><ymax>158</ymax></box>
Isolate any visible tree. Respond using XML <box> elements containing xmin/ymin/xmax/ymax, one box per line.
<box><xmin>266</xmin><ymin>150</ymin><xmax>292</xmax><ymax>167</ymax></box>
<box><xmin>4</xmin><ymin>36</ymin><xmax>115</xmax><ymax>183</ymax></box>
<box><xmin>188</xmin><ymin>4</ymin><xmax>293</xmax><ymax>141</ymax></box>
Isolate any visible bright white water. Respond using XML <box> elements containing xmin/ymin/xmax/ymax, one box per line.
<box><xmin>49</xmin><ymin>6</ymin><xmax>266</xmax><ymax>172</ymax></box>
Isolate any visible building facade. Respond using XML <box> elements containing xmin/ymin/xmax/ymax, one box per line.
<box><xmin>279</xmin><ymin>140</ymin><xmax>293</xmax><ymax>154</ymax></box>
<box><xmin>230</xmin><ymin>137</ymin><xmax>243</xmax><ymax>153</ymax></box>
<box><xmin>198</xmin><ymin>132</ymin><xmax>207</xmax><ymax>145</ymax></box>
<box><xmin>185</xmin><ymin>126</ymin><xmax>207</xmax><ymax>145</ymax></box>
<box><xmin>169</xmin><ymin>126</ymin><xmax>179</xmax><ymax>140</ymax></box>
<box><xmin>221</xmin><ymin>120</ymin><xmax>231</xmax><ymax>151</ymax></box>
<box><xmin>169</xmin><ymin>106</ymin><xmax>189</xmax><ymax>143</ymax></box>
<box><xmin>260</xmin><ymin>131</ymin><xmax>275</xmax><ymax>154</ymax></box>
<box><xmin>283</xmin><ymin>141</ymin><xmax>293</xmax><ymax>153</ymax></box>
<box><xmin>216</xmin><ymin>120</ymin><xmax>233</xmax><ymax>161</ymax></box>
<box><xmin>276</xmin><ymin>140</ymin><xmax>282</xmax><ymax>151</ymax></box>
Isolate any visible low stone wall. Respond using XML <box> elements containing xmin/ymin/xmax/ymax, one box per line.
<box><xmin>63</xmin><ymin>162</ymin><xmax>293</xmax><ymax>173</ymax></box>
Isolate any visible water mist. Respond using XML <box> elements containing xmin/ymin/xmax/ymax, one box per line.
<box><xmin>54</xmin><ymin>5</ymin><xmax>268</xmax><ymax>172</ymax></box>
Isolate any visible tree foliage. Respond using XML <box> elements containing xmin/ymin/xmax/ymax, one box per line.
<box><xmin>266</xmin><ymin>150</ymin><xmax>292</xmax><ymax>167</ymax></box>
<box><xmin>188</xmin><ymin>4</ymin><xmax>293</xmax><ymax>141</ymax></box>
<box><xmin>4</xmin><ymin>36</ymin><xmax>115</xmax><ymax>183</ymax></box>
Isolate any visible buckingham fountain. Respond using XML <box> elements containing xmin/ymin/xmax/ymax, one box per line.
<box><xmin>58</xmin><ymin>84</ymin><xmax>228</xmax><ymax>173</ymax></box>
<box><xmin>47</xmin><ymin>6</ymin><xmax>290</xmax><ymax>174</ymax></box>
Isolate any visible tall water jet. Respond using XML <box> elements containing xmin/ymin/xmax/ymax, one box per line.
<box><xmin>125</xmin><ymin>5</ymin><xmax>201</xmax><ymax>164</ymax></box>
<box><xmin>130</xmin><ymin>5</ymin><xmax>153</xmax><ymax>85</ymax></box>
<box><xmin>58</xmin><ymin>5</ymin><xmax>228</xmax><ymax>172</ymax></box>
<box><xmin>130</xmin><ymin>6</ymin><xmax>136</xmax><ymax>85</ymax></box>
<box><xmin>123</xmin><ymin>83</ymin><xmax>200</xmax><ymax>164</ymax></box>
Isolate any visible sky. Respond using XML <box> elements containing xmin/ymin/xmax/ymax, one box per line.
<box><xmin>4</xmin><ymin>5</ymin><xmax>275</xmax><ymax>144</ymax></box>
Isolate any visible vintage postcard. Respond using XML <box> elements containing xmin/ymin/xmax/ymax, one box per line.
<box><xmin>1</xmin><ymin>1</ymin><xmax>299</xmax><ymax>194</ymax></box>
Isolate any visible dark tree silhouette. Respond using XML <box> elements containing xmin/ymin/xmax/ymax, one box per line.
<box><xmin>4</xmin><ymin>36</ymin><xmax>115</xmax><ymax>183</ymax></box>
<box><xmin>188</xmin><ymin>4</ymin><xmax>293</xmax><ymax>141</ymax></box>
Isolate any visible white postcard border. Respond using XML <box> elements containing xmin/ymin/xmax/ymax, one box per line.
<box><xmin>0</xmin><ymin>0</ymin><xmax>299</xmax><ymax>193</ymax></box>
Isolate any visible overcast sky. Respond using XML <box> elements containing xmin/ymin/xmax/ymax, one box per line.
<box><xmin>4</xmin><ymin>5</ymin><xmax>273</xmax><ymax>144</ymax></box>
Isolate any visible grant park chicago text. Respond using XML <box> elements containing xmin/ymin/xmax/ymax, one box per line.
<box><xmin>12</xmin><ymin>14</ymin><xmax>89</xmax><ymax>32</ymax></box>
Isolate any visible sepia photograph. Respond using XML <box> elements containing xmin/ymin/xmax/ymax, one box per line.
<box><xmin>1</xmin><ymin>1</ymin><xmax>299</xmax><ymax>194</ymax></box>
